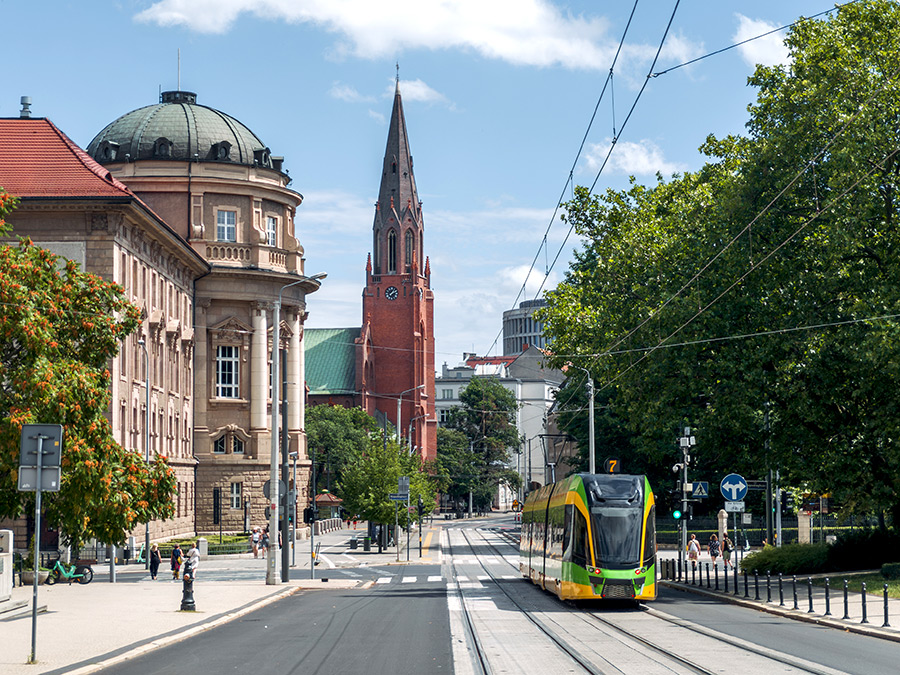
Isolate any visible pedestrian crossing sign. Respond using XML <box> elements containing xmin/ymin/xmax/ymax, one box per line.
<box><xmin>692</xmin><ymin>481</ymin><xmax>709</xmax><ymax>498</ymax></box>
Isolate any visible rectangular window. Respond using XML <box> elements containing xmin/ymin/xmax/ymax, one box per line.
<box><xmin>217</xmin><ymin>210</ymin><xmax>237</xmax><ymax>242</ymax></box>
<box><xmin>233</xmin><ymin>437</ymin><xmax>244</xmax><ymax>454</ymax></box>
<box><xmin>230</xmin><ymin>482</ymin><xmax>242</xmax><ymax>509</ymax></box>
<box><xmin>216</xmin><ymin>345</ymin><xmax>240</xmax><ymax>398</ymax></box>
<box><xmin>213</xmin><ymin>437</ymin><xmax>227</xmax><ymax>453</ymax></box>
<box><xmin>441</xmin><ymin>389</ymin><xmax>453</xmax><ymax>399</ymax></box>
<box><xmin>266</xmin><ymin>216</ymin><xmax>277</xmax><ymax>247</ymax></box>
<box><xmin>439</xmin><ymin>409</ymin><xmax>449</xmax><ymax>424</ymax></box>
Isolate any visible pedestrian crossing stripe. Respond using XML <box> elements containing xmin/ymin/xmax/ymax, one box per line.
<box><xmin>427</xmin><ymin>575</ymin><xmax>442</xmax><ymax>582</ymax></box>
<box><xmin>401</xmin><ymin>576</ymin><xmax>415</xmax><ymax>583</ymax></box>
<box><xmin>376</xmin><ymin>577</ymin><xmax>392</xmax><ymax>584</ymax></box>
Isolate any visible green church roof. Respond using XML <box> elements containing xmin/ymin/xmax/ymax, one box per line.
<box><xmin>305</xmin><ymin>328</ymin><xmax>359</xmax><ymax>395</ymax></box>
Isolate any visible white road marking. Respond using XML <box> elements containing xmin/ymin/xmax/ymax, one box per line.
<box><xmin>376</xmin><ymin>577</ymin><xmax>392</xmax><ymax>584</ymax></box>
<box><xmin>402</xmin><ymin>576</ymin><xmax>416</xmax><ymax>583</ymax></box>
<box><xmin>427</xmin><ymin>575</ymin><xmax>442</xmax><ymax>582</ymax></box>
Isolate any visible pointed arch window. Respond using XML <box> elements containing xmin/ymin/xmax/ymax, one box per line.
<box><xmin>405</xmin><ymin>230</ymin><xmax>415</xmax><ymax>272</ymax></box>
<box><xmin>373</xmin><ymin>230</ymin><xmax>382</xmax><ymax>274</ymax></box>
<box><xmin>387</xmin><ymin>229</ymin><xmax>397</xmax><ymax>273</ymax></box>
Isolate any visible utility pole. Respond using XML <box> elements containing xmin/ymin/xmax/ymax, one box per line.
<box><xmin>678</xmin><ymin>427</ymin><xmax>696</xmax><ymax>573</ymax></box>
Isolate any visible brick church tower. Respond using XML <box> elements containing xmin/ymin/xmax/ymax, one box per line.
<box><xmin>362</xmin><ymin>78</ymin><xmax>436</xmax><ymax>461</ymax></box>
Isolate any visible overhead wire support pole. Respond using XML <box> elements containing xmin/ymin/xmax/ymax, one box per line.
<box><xmin>138</xmin><ymin>338</ymin><xmax>150</xmax><ymax>571</ymax></box>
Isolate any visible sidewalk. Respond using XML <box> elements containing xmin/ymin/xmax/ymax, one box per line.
<box><xmin>0</xmin><ymin>522</ymin><xmax>444</xmax><ymax>674</ymax></box>
<box><xmin>659</xmin><ymin>554</ymin><xmax>900</xmax><ymax>644</ymax></box>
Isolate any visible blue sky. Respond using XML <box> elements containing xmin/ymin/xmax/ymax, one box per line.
<box><xmin>3</xmin><ymin>0</ymin><xmax>837</xmax><ymax>368</ymax></box>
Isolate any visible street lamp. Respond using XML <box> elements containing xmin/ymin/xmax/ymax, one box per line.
<box><xmin>268</xmin><ymin>272</ymin><xmax>326</xmax><ymax>585</ymax></box>
<box><xmin>288</xmin><ymin>451</ymin><xmax>298</xmax><ymax>567</ymax></box>
<box><xmin>407</xmin><ymin>414</ymin><xmax>430</xmax><ymax>455</ymax></box>
<box><xmin>396</xmin><ymin>384</ymin><xmax>426</xmax><ymax>445</ymax></box>
<box><xmin>137</xmin><ymin>337</ymin><xmax>150</xmax><ymax>571</ymax></box>
<box><xmin>564</xmin><ymin>364</ymin><xmax>595</xmax><ymax>474</ymax></box>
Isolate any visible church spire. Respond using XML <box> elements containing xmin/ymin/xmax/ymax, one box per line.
<box><xmin>371</xmin><ymin>76</ymin><xmax>422</xmax><ymax>275</ymax></box>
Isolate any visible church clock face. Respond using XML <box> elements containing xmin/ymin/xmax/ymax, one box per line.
<box><xmin>385</xmin><ymin>286</ymin><xmax>399</xmax><ymax>301</ymax></box>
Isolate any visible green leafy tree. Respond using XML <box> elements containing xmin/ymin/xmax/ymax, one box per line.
<box><xmin>441</xmin><ymin>377</ymin><xmax>522</xmax><ymax>511</ymax></box>
<box><xmin>306</xmin><ymin>405</ymin><xmax>380</xmax><ymax>496</ymax></box>
<box><xmin>338</xmin><ymin>433</ymin><xmax>435</xmax><ymax>527</ymax></box>
<box><xmin>0</xmin><ymin>189</ymin><xmax>177</xmax><ymax>550</ymax></box>
<box><xmin>539</xmin><ymin>1</ymin><xmax>900</xmax><ymax>524</ymax></box>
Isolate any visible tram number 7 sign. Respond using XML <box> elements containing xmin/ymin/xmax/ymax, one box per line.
<box><xmin>603</xmin><ymin>457</ymin><xmax>621</xmax><ymax>474</ymax></box>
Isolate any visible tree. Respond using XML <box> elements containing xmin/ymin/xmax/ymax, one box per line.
<box><xmin>337</xmin><ymin>433</ymin><xmax>435</xmax><ymax>527</ymax></box>
<box><xmin>0</xmin><ymin>189</ymin><xmax>177</xmax><ymax>550</ymax></box>
<box><xmin>539</xmin><ymin>1</ymin><xmax>900</xmax><ymax>523</ymax></box>
<box><xmin>306</xmin><ymin>405</ymin><xmax>380</xmax><ymax>496</ymax></box>
<box><xmin>440</xmin><ymin>377</ymin><xmax>522</xmax><ymax>511</ymax></box>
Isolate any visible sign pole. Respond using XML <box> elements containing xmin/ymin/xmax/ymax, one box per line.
<box><xmin>395</xmin><ymin>503</ymin><xmax>400</xmax><ymax>562</ymax></box>
<box><xmin>29</xmin><ymin>435</ymin><xmax>44</xmax><ymax>665</ymax></box>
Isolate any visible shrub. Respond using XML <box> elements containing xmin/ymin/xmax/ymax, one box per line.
<box><xmin>826</xmin><ymin>529</ymin><xmax>900</xmax><ymax>571</ymax></box>
<box><xmin>881</xmin><ymin>562</ymin><xmax>900</xmax><ymax>580</ymax></box>
<box><xmin>740</xmin><ymin>543</ymin><xmax>829</xmax><ymax>575</ymax></box>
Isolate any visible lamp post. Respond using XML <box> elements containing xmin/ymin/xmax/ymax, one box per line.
<box><xmin>396</xmin><ymin>384</ymin><xmax>426</xmax><ymax>445</ymax></box>
<box><xmin>289</xmin><ymin>451</ymin><xmax>298</xmax><ymax>567</ymax></box>
<box><xmin>407</xmin><ymin>414</ymin><xmax>430</xmax><ymax>455</ymax></box>
<box><xmin>268</xmin><ymin>273</ymin><xmax>326</xmax><ymax>585</ymax></box>
<box><xmin>565</xmin><ymin>364</ymin><xmax>595</xmax><ymax>474</ymax></box>
<box><xmin>137</xmin><ymin>337</ymin><xmax>150</xmax><ymax>570</ymax></box>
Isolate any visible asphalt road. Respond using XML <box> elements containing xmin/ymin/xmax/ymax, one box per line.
<box><xmin>656</xmin><ymin>585</ymin><xmax>900</xmax><ymax>675</ymax></box>
<box><xmin>98</xmin><ymin>564</ymin><xmax>451</xmax><ymax>675</ymax></box>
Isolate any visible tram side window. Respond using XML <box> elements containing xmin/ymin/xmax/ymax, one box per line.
<box><xmin>643</xmin><ymin>505</ymin><xmax>656</xmax><ymax>568</ymax></box>
<box><xmin>562</xmin><ymin>505</ymin><xmax>574</xmax><ymax>560</ymax></box>
<box><xmin>572</xmin><ymin>508</ymin><xmax>588</xmax><ymax>567</ymax></box>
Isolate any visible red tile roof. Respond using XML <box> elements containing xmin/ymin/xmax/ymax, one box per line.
<box><xmin>0</xmin><ymin>118</ymin><xmax>133</xmax><ymax>199</ymax></box>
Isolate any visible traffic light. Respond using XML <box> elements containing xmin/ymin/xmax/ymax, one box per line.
<box><xmin>303</xmin><ymin>507</ymin><xmax>317</xmax><ymax>524</ymax></box>
<box><xmin>673</xmin><ymin>508</ymin><xmax>682</xmax><ymax>520</ymax></box>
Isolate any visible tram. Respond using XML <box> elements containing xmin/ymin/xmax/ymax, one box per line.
<box><xmin>519</xmin><ymin>473</ymin><xmax>657</xmax><ymax>601</ymax></box>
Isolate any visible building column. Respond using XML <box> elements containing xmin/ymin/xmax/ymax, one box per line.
<box><xmin>288</xmin><ymin>308</ymin><xmax>304</xmax><ymax>457</ymax></box>
<box><xmin>250</xmin><ymin>301</ymin><xmax>268</xmax><ymax>431</ymax></box>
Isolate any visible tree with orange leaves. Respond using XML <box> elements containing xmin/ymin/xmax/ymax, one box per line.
<box><xmin>0</xmin><ymin>189</ymin><xmax>177</xmax><ymax>551</ymax></box>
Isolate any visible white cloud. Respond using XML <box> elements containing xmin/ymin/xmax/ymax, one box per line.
<box><xmin>135</xmin><ymin>0</ymin><xmax>642</xmax><ymax>70</ymax></box>
<box><xmin>328</xmin><ymin>82</ymin><xmax>374</xmax><ymax>103</ymax></box>
<box><xmin>733</xmin><ymin>15</ymin><xmax>790</xmax><ymax>68</ymax></box>
<box><xmin>386</xmin><ymin>79</ymin><xmax>447</xmax><ymax>105</ymax></box>
<box><xmin>584</xmin><ymin>138</ymin><xmax>688</xmax><ymax>177</ymax></box>
<box><xmin>367</xmin><ymin>109</ymin><xmax>386</xmax><ymax>124</ymax></box>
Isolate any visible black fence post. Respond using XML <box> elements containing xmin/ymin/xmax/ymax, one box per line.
<box><xmin>807</xmin><ymin>577</ymin><xmax>814</xmax><ymax>614</ymax></box>
<box><xmin>692</xmin><ymin>563</ymin><xmax>696</xmax><ymax>586</ymax></box>
<box><xmin>792</xmin><ymin>575</ymin><xmax>799</xmax><ymax>610</ymax></box>
<box><xmin>883</xmin><ymin>584</ymin><xmax>891</xmax><ymax>628</ymax></box>
<box><xmin>706</xmin><ymin>562</ymin><xmax>711</xmax><ymax>589</ymax></box>
<box><xmin>744</xmin><ymin>570</ymin><xmax>749</xmax><ymax>598</ymax></box>
<box><xmin>766</xmin><ymin>571</ymin><xmax>771</xmax><ymax>603</ymax></box>
<box><xmin>677</xmin><ymin>556</ymin><xmax>682</xmax><ymax>582</ymax></box>
<box><xmin>843</xmin><ymin>579</ymin><xmax>850</xmax><ymax>620</ymax></box>
<box><xmin>754</xmin><ymin>571</ymin><xmax>760</xmax><ymax>601</ymax></box>
<box><xmin>734</xmin><ymin>564</ymin><xmax>739</xmax><ymax>596</ymax></box>
<box><xmin>778</xmin><ymin>573</ymin><xmax>784</xmax><ymax>607</ymax></box>
<box><xmin>824</xmin><ymin>578</ymin><xmax>831</xmax><ymax>616</ymax></box>
<box><xmin>861</xmin><ymin>582</ymin><xmax>869</xmax><ymax>624</ymax></box>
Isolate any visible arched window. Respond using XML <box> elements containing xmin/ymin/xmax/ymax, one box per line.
<box><xmin>405</xmin><ymin>230</ymin><xmax>415</xmax><ymax>272</ymax></box>
<box><xmin>373</xmin><ymin>230</ymin><xmax>381</xmax><ymax>274</ymax></box>
<box><xmin>387</xmin><ymin>230</ymin><xmax>397</xmax><ymax>273</ymax></box>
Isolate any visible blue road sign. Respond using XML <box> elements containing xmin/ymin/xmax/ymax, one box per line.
<box><xmin>692</xmin><ymin>481</ymin><xmax>709</xmax><ymax>498</ymax></box>
<box><xmin>720</xmin><ymin>474</ymin><xmax>748</xmax><ymax>501</ymax></box>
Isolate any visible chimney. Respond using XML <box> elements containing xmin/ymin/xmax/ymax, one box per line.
<box><xmin>19</xmin><ymin>96</ymin><xmax>32</xmax><ymax>118</ymax></box>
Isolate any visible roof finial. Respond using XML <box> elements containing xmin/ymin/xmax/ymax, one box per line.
<box><xmin>395</xmin><ymin>62</ymin><xmax>400</xmax><ymax>93</ymax></box>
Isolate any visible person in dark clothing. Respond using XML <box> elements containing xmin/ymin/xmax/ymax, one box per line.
<box><xmin>149</xmin><ymin>544</ymin><xmax>161</xmax><ymax>580</ymax></box>
<box><xmin>171</xmin><ymin>543</ymin><xmax>183</xmax><ymax>580</ymax></box>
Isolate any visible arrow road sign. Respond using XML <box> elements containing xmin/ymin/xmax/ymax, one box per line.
<box><xmin>720</xmin><ymin>473</ymin><xmax>748</xmax><ymax>501</ymax></box>
<box><xmin>692</xmin><ymin>481</ymin><xmax>709</xmax><ymax>498</ymax></box>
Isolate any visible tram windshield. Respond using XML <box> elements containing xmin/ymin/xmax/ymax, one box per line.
<box><xmin>584</xmin><ymin>474</ymin><xmax>645</xmax><ymax>568</ymax></box>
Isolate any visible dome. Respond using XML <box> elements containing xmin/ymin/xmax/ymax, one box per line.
<box><xmin>87</xmin><ymin>91</ymin><xmax>281</xmax><ymax>171</ymax></box>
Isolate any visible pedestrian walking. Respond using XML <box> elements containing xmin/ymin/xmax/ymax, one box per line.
<box><xmin>183</xmin><ymin>541</ymin><xmax>200</xmax><ymax>579</ymax></box>
<box><xmin>722</xmin><ymin>535</ymin><xmax>734</xmax><ymax>569</ymax></box>
<box><xmin>260</xmin><ymin>527</ymin><xmax>270</xmax><ymax>557</ymax></box>
<box><xmin>250</xmin><ymin>527</ymin><xmax>261</xmax><ymax>558</ymax></box>
<box><xmin>688</xmin><ymin>533</ymin><xmax>701</xmax><ymax>570</ymax></box>
<box><xmin>149</xmin><ymin>543</ymin><xmax>161</xmax><ymax>580</ymax></box>
<box><xmin>171</xmin><ymin>543</ymin><xmax>183</xmax><ymax>580</ymax></box>
<box><xmin>708</xmin><ymin>534</ymin><xmax>720</xmax><ymax>567</ymax></box>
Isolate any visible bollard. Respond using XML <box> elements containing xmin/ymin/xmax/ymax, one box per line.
<box><xmin>743</xmin><ymin>570</ymin><xmax>749</xmax><ymax>598</ymax></box>
<box><xmin>180</xmin><ymin>561</ymin><xmax>196</xmax><ymax>612</ymax></box>
<box><xmin>692</xmin><ymin>563</ymin><xmax>696</xmax><ymax>586</ymax></box>
<box><xmin>677</xmin><ymin>556</ymin><xmax>682</xmax><ymax>582</ymax></box>
<box><xmin>825</xmin><ymin>578</ymin><xmax>831</xmax><ymax>616</ymax></box>
<box><xmin>754</xmin><ymin>571</ymin><xmax>760</xmax><ymax>601</ymax></box>
<box><xmin>843</xmin><ymin>579</ymin><xmax>850</xmax><ymax>620</ymax></box>
<box><xmin>861</xmin><ymin>582</ymin><xmax>869</xmax><ymax>624</ymax></box>
<box><xmin>724</xmin><ymin>563</ymin><xmax>728</xmax><ymax>593</ymax></box>
<box><xmin>766</xmin><ymin>571</ymin><xmax>771</xmax><ymax>603</ymax></box>
<box><xmin>706</xmin><ymin>562</ymin><xmax>711</xmax><ymax>589</ymax></box>
<box><xmin>884</xmin><ymin>584</ymin><xmax>891</xmax><ymax>628</ymax></box>
<box><xmin>778</xmin><ymin>573</ymin><xmax>784</xmax><ymax>606</ymax></box>
<box><xmin>807</xmin><ymin>577</ymin><xmax>814</xmax><ymax>613</ymax></box>
<box><xmin>714</xmin><ymin>563</ymin><xmax>719</xmax><ymax>591</ymax></box>
<box><xmin>734</xmin><ymin>564</ymin><xmax>739</xmax><ymax>596</ymax></box>
<box><xmin>792</xmin><ymin>575</ymin><xmax>799</xmax><ymax>610</ymax></box>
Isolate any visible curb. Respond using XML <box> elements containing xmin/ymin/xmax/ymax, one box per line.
<box><xmin>661</xmin><ymin>580</ymin><xmax>900</xmax><ymax>644</ymax></box>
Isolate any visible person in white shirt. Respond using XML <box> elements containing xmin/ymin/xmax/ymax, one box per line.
<box><xmin>183</xmin><ymin>541</ymin><xmax>201</xmax><ymax>579</ymax></box>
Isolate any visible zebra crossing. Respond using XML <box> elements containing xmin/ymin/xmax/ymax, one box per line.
<box><xmin>373</xmin><ymin>573</ymin><xmax>520</xmax><ymax>585</ymax></box>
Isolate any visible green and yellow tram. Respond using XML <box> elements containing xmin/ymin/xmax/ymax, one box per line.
<box><xmin>520</xmin><ymin>473</ymin><xmax>657</xmax><ymax>601</ymax></box>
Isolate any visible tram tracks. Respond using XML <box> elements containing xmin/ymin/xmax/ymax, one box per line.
<box><xmin>458</xmin><ymin>524</ymin><xmax>839</xmax><ymax>675</ymax></box>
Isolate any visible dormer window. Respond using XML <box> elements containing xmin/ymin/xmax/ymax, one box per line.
<box><xmin>98</xmin><ymin>141</ymin><xmax>119</xmax><ymax>161</ymax></box>
<box><xmin>253</xmin><ymin>148</ymin><xmax>272</xmax><ymax>168</ymax></box>
<box><xmin>211</xmin><ymin>141</ymin><xmax>232</xmax><ymax>161</ymax></box>
<box><xmin>154</xmin><ymin>137</ymin><xmax>172</xmax><ymax>158</ymax></box>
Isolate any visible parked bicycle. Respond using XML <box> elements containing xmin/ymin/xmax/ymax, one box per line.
<box><xmin>45</xmin><ymin>559</ymin><xmax>93</xmax><ymax>585</ymax></box>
